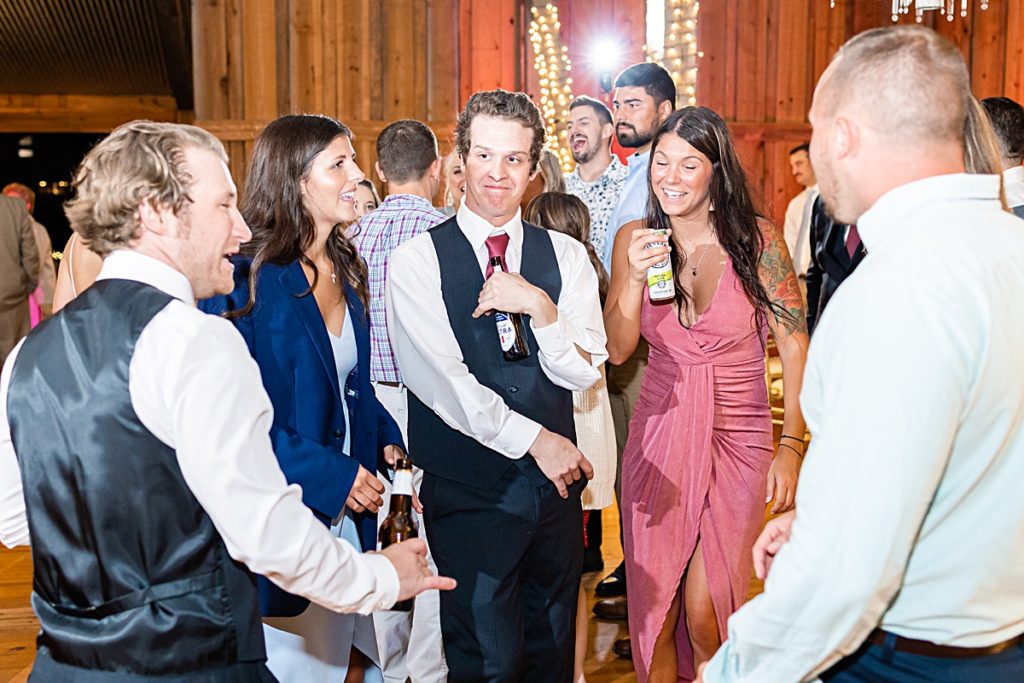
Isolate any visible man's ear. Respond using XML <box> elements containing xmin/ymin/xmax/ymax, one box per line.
<box><xmin>657</xmin><ymin>100</ymin><xmax>674</xmax><ymax>123</ymax></box>
<box><xmin>428</xmin><ymin>158</ymin><xmax>442</xmax><ymax>182</ymax></box>
<box><xmin>834</xmin><ymin>116</ymin><xmax>858</xmax><ymax>161</ymax></box>
<box><xmin>375</xmin><ymin>161</ymin><xmax>388</xmax><ymax>184</ymax></box>
<box><xmin>601</xmin><ymin>121</ymin><xmax>615</xmax><ymax>144</ymax></box>
<box><xmin>137</xmin><ymin>200</ymin><xmax>173</xmax><ymax>237</ymax></box>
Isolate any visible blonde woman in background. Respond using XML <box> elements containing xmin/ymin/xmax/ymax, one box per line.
<box><xmin>522</xmin><ymin>149</ymin><xmax>567</xmax><ymax>209</ymax></box>
<box><xmin>440</xmin><ymin>149</ymin><xmax>465</xmax><ymax>216</ymax></box>
<box><xmin>52</xmin><ymin>231</ymin><xmax>102</xmax><ymax>313</ymax></box>
<box><xmin>525</xmin><ymin>191</ymin><xmax>615</xmax><ymax>683</ymax></box>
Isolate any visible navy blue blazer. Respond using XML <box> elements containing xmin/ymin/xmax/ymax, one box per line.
<box><xmin>200</xmin><ymin>258</ymin><xmax>404</xmax><ymax>617</ymax></box>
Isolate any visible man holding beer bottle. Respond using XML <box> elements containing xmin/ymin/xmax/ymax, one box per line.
<box><xmin>386</xmin><ymin>89</ymin><xmax>607</xmax><ymax>682</ymax></box>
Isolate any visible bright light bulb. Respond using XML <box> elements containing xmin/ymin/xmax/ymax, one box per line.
<box><xmin>589</xmin><ymin>37</ymin><xmax>621</xmax><ymax>74</ymax></box>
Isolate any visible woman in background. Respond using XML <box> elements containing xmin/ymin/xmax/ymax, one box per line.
<box><xmin>52</xmin><ymin>232</ymin><xmax>102</xmax><ymax>313</ymax></box>
<box><xmin>604</xmin><ymin>107</ymin><xmax>808</xmax><ymax>683</ymax></box>
<box><xmin>201</xmin><ymin>114</ymin><xmax>404</xmax><ymax>683</ymax></box>
<box><xmin>354</xmin><ymin>179</ymin><xmax>381</xmax><ymax>220</ymax></box>
<box><xmin>521</xmin><ymin>148</ymin><xmax>567</xmax><ymax>209</ymax></box>
<box><xmin>440</xmin><ymin>149</ymin><xmax>465</xmax><ymax>216</ymax></box>
<box><xmin>525</xmin><ymin>191</ymin><xmax>615</xmax><ymax>683</ymax></box>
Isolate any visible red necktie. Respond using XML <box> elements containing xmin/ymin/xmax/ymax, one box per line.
<box><xmin>484</xmin><ymin>233</ymin><xmax>510</xmax><ymax>279</ymax></box>
<box><xmin>846</xmin><ymin>224</ymin><xmax>861</xmax><ymax>258</ymax></box>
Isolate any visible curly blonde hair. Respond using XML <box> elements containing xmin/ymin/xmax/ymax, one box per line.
<box><xmin>64</xmin><ymin>120</ymin><xmax>227</xmax><ymax>256</ymax></box>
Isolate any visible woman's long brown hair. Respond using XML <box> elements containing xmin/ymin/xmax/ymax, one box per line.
<box><xmin>524</xmin><ymin>191</ymin><xmax>609</xmax><ymax>303</ymax></box>
<box><xmin>230</xmin><ymin>114</ymin><xmax>368</xmax><ymax>319</ymax></box>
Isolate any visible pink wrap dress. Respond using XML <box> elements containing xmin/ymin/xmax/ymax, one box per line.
<box><xmin>622</xmin><ymin>258</ymin><xmax>773</xmax><ymax>682</ymax></box>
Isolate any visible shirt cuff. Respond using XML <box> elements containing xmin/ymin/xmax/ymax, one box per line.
<box><xmin>361</xmin><ymin>552</ymin><xmax>402</xmax><ymax>612</ymax></box>
<box><xmin>490</xmin><ymin>411</ymin><xmax>542</xmax><ymax>460</ymax></box>
<box><xmin>530</xmin><ymin>317</ymin><xmax>604</xmax><ymax>364</ymax></box>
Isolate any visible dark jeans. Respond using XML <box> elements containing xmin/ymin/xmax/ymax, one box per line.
<box><xmin>821</xmin><ymin>632</ymin><xmax>1024</xmax><ymax>683</ymax></box>
<box><xmin>421</xmin><ymin>458</ymin><xmax>584</xmax><ymax>683</ymax></box>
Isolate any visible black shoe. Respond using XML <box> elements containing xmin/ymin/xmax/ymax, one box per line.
<box><xmin>582</xmin><ymin>547</ymin><xmax>604</xmax><ymax>574</ymax></box>
<box><xmin>592</xmin><ymin>597</ymin><xmax>627</xmax><ymax>621</ymax></box>
<box><xmin>594</xmin><ymin>561</ymin><xmax>626</xmax><ymax>597</ymax></box>
<box><xmin>612</xmin><ymin>637</ymin><xmax>632</xmax><ymax>660</ymax></box>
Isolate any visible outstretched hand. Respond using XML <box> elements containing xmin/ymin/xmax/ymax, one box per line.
<box><xmin>378</xmin><ymin>538</ymin><xmax>457</xmax><ymax>602</ymax></box>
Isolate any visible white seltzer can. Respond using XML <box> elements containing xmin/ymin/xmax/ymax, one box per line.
<box><xmin>646</xmin><ymin>228</ymin><xmax>675</xmax><ymax>301</ymax></box>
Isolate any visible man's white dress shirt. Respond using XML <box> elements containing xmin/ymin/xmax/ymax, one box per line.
<box><xmin>1003</xmin><ymin>164</ymin><xmax>1024</xmax><ymax>210</ymax></box>
<box><xmin>385</xmin><ymin>203</ymin><xmax>606</xmax><ymax>459</ymax></box>
<box><xmin>783</xmin><ymin>185</ymin><xmax>818</xmax><ymax>277</ymax></box>
<box><xmin>704</xmin><ymin>174</ymin><xmax>1024</xmax><ymax>682</ymax></box>
<box><xmin>0</xmin><ymin>249</ymin><xmax>399</xmax><ymax>613</ymax></box>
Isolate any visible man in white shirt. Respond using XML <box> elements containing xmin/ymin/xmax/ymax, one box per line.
<box><xmin>0</xmin><ymin>121</ymin><xmax>453</xmax><ymax>681</ymax></box>
<box><xmin>387</xmin><ymin>90</ymin><xmax>606</xmax><ymax>682</ymax></box>
<box><xmin>782</xmin><ymin>143</ymin><xmax>818</xmax><ymax>287</ymax></box>
<box><xmin>564</xmin><ymin>95</ymin><xmax>628</xmax><ymax>259</ymax></box>
<box><xmin>981</xmin><ymin>96</ymin><xmax>1024</xmax><ymax>217</ymax></box>
<box><xmin>699</xmin><ymin>25</ymin><xmax>1024</xmax><ymax>683</ymax></box>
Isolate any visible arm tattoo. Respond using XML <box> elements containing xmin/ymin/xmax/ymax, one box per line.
<box><xmin>758</xmin><ymin>223</ymin><xmax>808</xmax><ymax>336</ymax></box>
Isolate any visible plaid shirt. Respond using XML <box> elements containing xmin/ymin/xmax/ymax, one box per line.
<box><xmin>353</xmin><ymin>194</ymin><xmax>447</xmax><ymax>383</ymax></box>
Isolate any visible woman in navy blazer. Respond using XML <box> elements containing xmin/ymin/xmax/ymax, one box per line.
<box><xmin>201</xmin><ymin>114</ymin><xmax>403</xmax><ymax>682</ymax></box>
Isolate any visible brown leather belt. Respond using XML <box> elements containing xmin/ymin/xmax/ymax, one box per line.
<box><xmin>867</xmin><ymin>629</ymin><xmax>1024</xmax><ymax>659</ymax></box>
<box><xmin>374</xmin><ymin>381</ymin><xmax>402</xmax><ymax>388</ymax></box>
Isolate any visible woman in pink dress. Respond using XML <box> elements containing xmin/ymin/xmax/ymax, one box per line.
<box><xmin>604</xmin><ymin>107</ymin><xmax>809</xmax><ymax>683</ymax></box>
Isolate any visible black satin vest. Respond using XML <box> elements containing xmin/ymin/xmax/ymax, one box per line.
<box><xmin>6</xmin><ymin>279</ymin><xmax>267</xmax><ymax>681</ymax></box>
<box><xmin>407</xmin><ymin>219</ymin><xmax>576</xmax><ymax>490</ymax></box>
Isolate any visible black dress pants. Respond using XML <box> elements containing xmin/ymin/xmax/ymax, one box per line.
<box><xmin>420</xmin><ymin>458</ymin><xmax>584</xmax><ymax>683</ymax></box>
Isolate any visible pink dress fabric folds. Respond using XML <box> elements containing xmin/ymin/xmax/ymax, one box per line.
<box><xmin>622</xmin><ymin>259</ymin><xmax>773</xmax><ymax>682</ymax></box>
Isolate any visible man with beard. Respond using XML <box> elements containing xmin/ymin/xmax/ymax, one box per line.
<box><xmin>564</xmin><ymin>96</ymin><xmax>628</xmax><ymax>260</ymax></box>
<box><xmin>592</xmin><ymin>62</ymin><xmax>676</xmax><ymax>661</ymax></box>
<box><xmin>699</xmin><ymin>26</ymin><xmax>1024</xmax><ymax>683</ymax></box>
<box><xmin>600</xmin><ymin>62</ymin><xmax>676</xmax><ymax>273</ymax></box>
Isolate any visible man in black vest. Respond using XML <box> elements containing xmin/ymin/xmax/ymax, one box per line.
<box><xmin>805</xmin><ymin>195</ymin><xmax>867</xmax><ymax>335</ymax></box>
<box><xmin>387</xmin><ymin>90</ymin><xmax>608</xmax><ymax>682</ymax></box>
<box><xmin>0</xmin><ymin>120</ymin><xmax>453</xmax><ymax>682</ymax></box>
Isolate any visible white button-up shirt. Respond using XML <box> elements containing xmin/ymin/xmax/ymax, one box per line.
<box><xmin>0</xmin><ymin>250</ymin><xmax>400</xmax><ymax>613</ymax></box>
<box><xmin>784</xmin><ymin>185</ymin><xmax>818</xmax><ymax>277</ymax></box>
<box><xmin>704</xmin><ymin>173</ymin><xmax>1024</xmax><ymax>683</ymax></box>
<box><xmin>386</xmin><ymin>202</ymin><xmax>606</xmax><ymax>459</ymax></box>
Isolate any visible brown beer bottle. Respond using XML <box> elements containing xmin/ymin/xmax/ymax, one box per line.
<box><xmin>378</xmin><ymin>455</ymin><xmax>418</xmax><ymax>612</ymax></box>
<box><xmin>488</xmin><ymin>256</ymin><xmax>531</xmax><ymax>362</ymax></box>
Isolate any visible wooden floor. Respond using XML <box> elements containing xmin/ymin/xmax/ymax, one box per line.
<box><xmin>0</xmin><ymin>505</ymin><xmax>635</xmax><ymax>683</ymax></box>
<box><xmin>0</xmin><ymin>500</ymin><xmax>769</xmax><ymax>683</ymax></box>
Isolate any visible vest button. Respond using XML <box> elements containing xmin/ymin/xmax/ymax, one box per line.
<box><xmin>508</xmin><ymin>385</ymin><xmax>518</xmax><ymax>393</ymax></box>
<box><xmin>333</xmin><ymin>429</ymin><xmax>344</xmax><ymax>439</ymax></box>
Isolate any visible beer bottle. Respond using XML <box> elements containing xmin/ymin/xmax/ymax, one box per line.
<box><xmin>646</xmin><ymin>228</ymin><xmax>675</xmax><ymax>301</ymax></box>
<box><xmin>378</xmin><ymin>455</ymin><xmax>418</xmax><ymax>612</ymax></box>
<box><xmin>488</xmin><ymin>256</ymin><xmax>531</xmax><ymax>362</ymax></box>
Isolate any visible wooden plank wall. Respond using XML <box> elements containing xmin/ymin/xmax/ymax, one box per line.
<box><xmin>697</xmin><ymin>0</ymin><xmax>1024</xmax><ymax>227</ymax></box>
<box><xmin>192</xmin><ymin>0</ymin><xmax>464</xmax><ymax>190</ymax></box>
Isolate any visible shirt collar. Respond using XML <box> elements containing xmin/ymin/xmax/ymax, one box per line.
<box><xmin>380</xmin><ymin>193</ymin><xmax>435</xmax><ymax>209</ymax></box>
<box><xmin>628</xmin><ymin>149</ymin><xmax>651</xmax><ymax>170</ymax></box>
<box><xmin>857</xmin><ymin>173</ymin><xmax>1002</xmax><ymax>254</ymax></box>
<box><xmin>570</xmin><ymin>154</ymin><xmax>624</xmax><ymax>183</ymax></box>
<box><xmin>1002</xmin><ymin>165</ymin><xmax>1024</xmax><ymax>205</ymax></box>
<box><xmin>456</xmin><ymin>201</ymin><xmax>524</xmax><ymax>253</ymax></box>
<box><xmin>97</xmin><ymin>249</ymin><xmax>196</xmax><ymax>305</ymax></box>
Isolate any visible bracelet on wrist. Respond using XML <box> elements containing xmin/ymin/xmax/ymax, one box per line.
<box><xmin>780</xmin><ymin>434</ymin><xmax>804</xmax><ymax>444</ymax></box>
<box><xmin>778</xmin><ymin>442</ymin><xmax>804</xmax><ymax>458</ymax></box>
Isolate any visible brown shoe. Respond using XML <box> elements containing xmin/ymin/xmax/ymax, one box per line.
<box><xmin>592</xmin><ymin>597</ymin><xmax>628</xmax><ymax>621</ymax></box>
<box><xmin>612</xmin><ymin>637</ymin><xmax>632</xmax><ymax>660</ymax></box>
